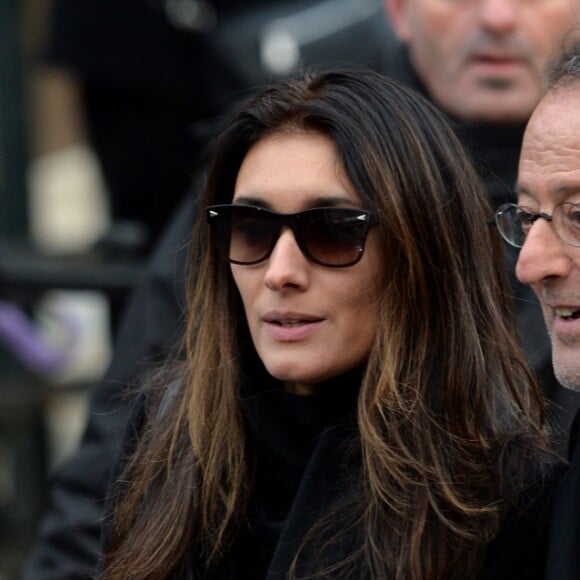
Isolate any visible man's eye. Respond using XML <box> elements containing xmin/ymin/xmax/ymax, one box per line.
<box><xmin>516</xmin><ymin>210</ymin><xmax>535</xmax><ymax>224</ymax></box>
<box><xmin>567</xmin><ymin>208</ymin><xmax>580</xmax><ymax>227</ymax></box>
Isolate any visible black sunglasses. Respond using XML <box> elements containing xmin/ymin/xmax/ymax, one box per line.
<box><xmin>206</xmin><ymin>204</ymin><xmax>377</xmax><ymax>268</ymax></box>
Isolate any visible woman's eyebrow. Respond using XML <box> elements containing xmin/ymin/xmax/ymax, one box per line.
<box><xmin>232</xmin><ymin>195</ymin><xmax>269</xmax><ymax>207</ymax></box>
<box><xmin>231</xmin><ymin>193</ymin><xmax>359</xmax><ymax>209</ymax></box>
<box><xmin>307</xmin><ymin>195</ymin><xmax>360</xmax><ymax>208</ymax></box>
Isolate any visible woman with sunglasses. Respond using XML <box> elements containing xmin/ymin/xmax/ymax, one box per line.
<box><xmin>101</xmin><ymin>68</ymin><xmax>562</xmax><ymax>580</ymax></box>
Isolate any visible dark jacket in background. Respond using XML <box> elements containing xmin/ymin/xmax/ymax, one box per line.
<box><xmin>545</xmin><ymin>410</ymin><xmax>580</xmax><ymax>580</ymax></box>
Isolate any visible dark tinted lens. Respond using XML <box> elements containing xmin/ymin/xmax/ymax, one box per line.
<box><xmin>208</xmin><ymin>205</ymin><xmax>275</xmax><ymax>264</ymax></box>
<box><xmin>298</xmin><ymin>208</ymin><xmax>370</xmax><ymax>266</ymax></box>
<box><xmin>228</xmin><ymin>206</ymin><xmax>279</xmax><ymax>264</ymax></box>
<box><xmin>208</xmin><ymin>205</ymin><xmax>374</xmax><ymax>266</ymax></box>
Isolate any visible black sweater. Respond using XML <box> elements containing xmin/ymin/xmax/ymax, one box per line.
<box><xmin>222</xmin><ymin>370</ymin><xmax>360</xmax><ymax>579</ymax></box>
<box><xmin>103</xmin><ymin>367</ymin><xmax>564</xmax><ymax>580</ymax></box>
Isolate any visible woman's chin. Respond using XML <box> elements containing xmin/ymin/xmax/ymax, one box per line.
<box><xmin>264</xmin><ymin>362</ymin><xmax>326</xmax><ymax>391</ymax></box>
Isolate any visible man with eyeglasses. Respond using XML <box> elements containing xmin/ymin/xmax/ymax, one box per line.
<box><xmin>25</xmin><ymin>2</ymin><xmax>580</xmax><ymax>578</ymax></box>
<box><xmin>380</xmin><ymin>0</ymin><xmax>580</xmax><ymax>449</ymax></box>
<box><xmin>493</xmin><ymin>40</ymin><xmax>580</xmax><ymax>580</ymax></box>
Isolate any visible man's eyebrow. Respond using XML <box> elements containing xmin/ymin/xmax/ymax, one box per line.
<box><xmin>515</xmin><ymin>183</ymin><xmax>530</xmax><ymax>196</ymax></box>
<box><xmin>553</xmin><ymin>184</ymin><xmax>580</xmax><ymax>197</ymax></box>
<box><xmin>515</xmin><ymin>183</ymin><xmax>580</xmax><ymax>201</ymax></box>
<box><xmin>514</xmin><ymin>184</ymin><xmax>535</xmax><ymax>202</ymax></box>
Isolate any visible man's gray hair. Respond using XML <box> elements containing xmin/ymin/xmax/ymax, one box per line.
<box><xmin>546</xmin><ymin>37</ymin><xmax>580</xmax><ymax>90</ymax></box>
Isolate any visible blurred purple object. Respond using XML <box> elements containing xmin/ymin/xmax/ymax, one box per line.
<box><xmin>0</xmin><ymin>299</ymin><xmax>79</xmax><ymax>374</ymax></box>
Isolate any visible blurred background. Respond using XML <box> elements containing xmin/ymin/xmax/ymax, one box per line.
<box><xmin>0</xmin><ymin>1</ymin><xmax>393</xmax><ymax>577</ymax></box>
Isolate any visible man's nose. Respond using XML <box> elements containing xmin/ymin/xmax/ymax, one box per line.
<box><xmin>515</xmin><ymin>218</ymin><xmax>572</xmax><ymax>286</ymax></box>
<box><xmin>264</xmin><ymin>229</ymin><xmax>310</xmax><ymax>291</ymax></box>
<box><xmin>480</xmin><ymin>0</ymin><xmax>518</xmax><ymax>34</ymax></box>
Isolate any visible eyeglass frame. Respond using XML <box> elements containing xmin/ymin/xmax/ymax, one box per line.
<box><xmin>206</xmin><ymin>203</ymin><xmax>378</xmax><ymax>268</ymax></box>
<box><xmin>491</xmin><ymin>201</ymin><xmax>580</xmax><ymax>249</ymax></box>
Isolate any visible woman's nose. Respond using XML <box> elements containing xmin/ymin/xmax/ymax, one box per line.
<box><xmin>264</xmin><ymin>229</ymin><xmax>310</xmax><ymax>291</ymax></box>
<box><xmin>516</xmin><ymin>218</ymin><xmax>572</xmax><ymax>286</ymax></box>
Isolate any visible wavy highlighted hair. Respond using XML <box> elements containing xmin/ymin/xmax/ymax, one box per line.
<box><xmin>103</xmin><ymin>68</ymin><xmax>551</xmax><ymax>580</ymax></box>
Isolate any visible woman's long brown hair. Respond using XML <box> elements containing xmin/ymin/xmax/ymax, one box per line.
<box><xmin>102</xmin><ymin>69</ymin><xmax>553</xmax><ymax>579</ymax></box>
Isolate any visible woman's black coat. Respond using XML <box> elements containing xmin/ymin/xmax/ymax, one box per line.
<box><xmin>102</xmin><ymin>378</ymin><xmax>564</xmax><ymax>580</ymax></box>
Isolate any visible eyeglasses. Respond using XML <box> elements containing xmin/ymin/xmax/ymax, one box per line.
<box><xmin>493</xmin><ymin>202</ymin><xmax>580</xmax><ymax>248</ymax></box>
<box><xmin>206</xmin><ymin>204</ymin><xmax>377</xmax><ymax>267</ymax></box>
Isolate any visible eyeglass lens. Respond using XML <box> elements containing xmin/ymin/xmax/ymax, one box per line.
<box><xmin>207</xmin><ymin>205</ymin><xmax>373</xmax><ymax>267</ymax></box>
<box><xmin>495</xmin><ymin>202</ymin><xmax>580</xmax><ymax>248</ymax></box>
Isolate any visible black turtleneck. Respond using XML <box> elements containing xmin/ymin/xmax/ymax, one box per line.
<box><xmin>380</xmin><ymin>45</ymin><xmax>526</xmax><ymax>210</ymax></box>
<box><xmin>221</xmin><ymin>366</ymin><xmax>362</xmax><ymax>579</ymax></box>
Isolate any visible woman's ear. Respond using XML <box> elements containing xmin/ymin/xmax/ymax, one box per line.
<box><xmin>383</xmin><ymin>0</ymin><xmax>413</xmax><ymax>43</ymax></box>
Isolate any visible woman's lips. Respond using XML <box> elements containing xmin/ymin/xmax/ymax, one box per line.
<box><xmin>262</xmin><ymin>313</ymin><xmax>325</xmax><ymax>342</ymax></box>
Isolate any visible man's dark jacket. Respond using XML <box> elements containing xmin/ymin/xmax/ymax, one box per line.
<box><xmin>545</xmin><ymin>411</ymin><xmax>580</xmax><ymax>580</ymax></box>
<box><xmin>23</xmin><ymin>43</ymin><xmax>580</xmax><ymax>580</ymax></box>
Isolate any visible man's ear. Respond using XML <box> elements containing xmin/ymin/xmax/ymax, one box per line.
<box><xmin>383</xmin><ymin>0</ymin><xmax>412</xmax><ymax>43</ymax></box>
